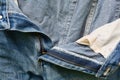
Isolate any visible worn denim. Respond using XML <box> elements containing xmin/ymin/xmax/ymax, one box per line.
<box><xmin>0</xmin><ymin>0</ymin><xmax>52</xmax><ymax>80</ymax></box>
<box><xmin>0</xmin><ymin>0</ymin><xmax>120</xmax><ymax>80</ymax></box>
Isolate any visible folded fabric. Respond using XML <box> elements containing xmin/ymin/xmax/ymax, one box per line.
<box><xmin>76</xmin><ymin>19</ymin><xmax>120</xmax><ymax>58</ymax></box>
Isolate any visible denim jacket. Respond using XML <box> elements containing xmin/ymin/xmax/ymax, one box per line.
<box><xmin>0</xmin><ymin>0</ymin><xmax>120</xmax><ymax>80</ymax></box>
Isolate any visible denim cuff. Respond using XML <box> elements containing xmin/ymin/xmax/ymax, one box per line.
<box><xmin>39</xmin><ymin>43</ymin><xmax>104</xmax><ymax>77</ymax></box>
<box><xmin>96</xmin><ymin>42</ymin><xmax>120</xmax><ymax>78</ymax></box>
<box><xmin>39</xmin><ymin>42</ymin><xmax>120</xmax><ymax>79</ymax></box>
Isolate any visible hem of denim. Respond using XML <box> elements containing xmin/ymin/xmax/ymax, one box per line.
<box><xmin>39</xmin><ymin>54</ymin><xmax>96</xmax><ymax>76</ymax></box>
<box><xmin>96</xmin><ymin>42</ymin><xmax>120</xmax><ymax>78</ymax></box>
<box><xmin>39</xmin><ymin>47</ymin><xmax>104</xmax><ymax>76</ymax></box>
<box><xmin>53</xmin><ymin>47</ymin><xmax>103</xmax><ymax>65</ymax></box>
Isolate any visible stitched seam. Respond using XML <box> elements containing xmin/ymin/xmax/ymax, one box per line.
<box><xmin>83</xmin><ymin>0</ymin><xmax>98</xmax><ymax>36</ymax></box>
<box><xmin>65</xmin><ymin>0</ymin><xmax>79</xmax><ymax>43</ymax></box>
<box><xmin>47</xmin><ymin>51</ymin><xmax>100</xmax><ymax>72</ymax></box>
<box><xmin>59</xmin><ymin>0</ymin><xmax>78</xmax><ymax>44</ymax></box>
<box><xmin>53</xmin><ymin>47</ymin><xmax>103</xmax><ymax>64</ymax></box>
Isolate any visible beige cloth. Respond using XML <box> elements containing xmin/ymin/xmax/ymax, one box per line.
<box><xmin>76</xmin><ymin>19</ymin><xmax>120</xmax><ymax>58</ymax></box>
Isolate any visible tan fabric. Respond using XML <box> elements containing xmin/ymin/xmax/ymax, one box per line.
<box><xmin>76</xmin><ymin>19</ymin><xmax>120</xmax><ymax>58</ymax></box>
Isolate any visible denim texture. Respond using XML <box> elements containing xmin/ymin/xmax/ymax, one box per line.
<box><xmin>0</xmin><ymin>0</ymin><xmax>120</xmax><ymax>80</ymax></box>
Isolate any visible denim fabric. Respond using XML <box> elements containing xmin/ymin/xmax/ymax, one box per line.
<box><xmin>0</xmin><ymin>0</ymin><xmax>52</xmax><ymax>80</ymax></box>
<box><xmin>0</xmin><ymin>0</ymin><xmax>120</xmax><ymax>80</ymax></box>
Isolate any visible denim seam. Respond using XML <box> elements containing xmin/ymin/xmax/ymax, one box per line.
<box><xmin>65</xmin><ymin>0</ymin><xmax>79</xmax><ymax>43</ymax></box>
<box><xmin>83</xmin><ymin>0</ymin><xmax>98</xmax><ymax>36</ymax></box>
<box><xmin>39</xmin><ymin>55</ymin><xmax>96</xmax><ymax>75</ymax></box>
<box><xmin>46</xmin><ymin>51</ymin><xmax>100</xmax><ymax>72</ymax></box>
<box><xmin>53</xmin><ymin>47</ymin><xmax>103</xmax><ymax>64</ymax></box>
<box><xmin>42</xmin><ymin>61</ymin><xmax>48</xmax><ymax>80</ymax></box>
<box><xmin>59</xmin><ymin>0</ymin><xmax>78</xmax><ymax>44</ymax></box>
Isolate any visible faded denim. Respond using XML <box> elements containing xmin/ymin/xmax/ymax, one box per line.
<box><xmin>0</xmin><ymin>0</ymin><xmax>120</xmax><ymax>80</ymax></box>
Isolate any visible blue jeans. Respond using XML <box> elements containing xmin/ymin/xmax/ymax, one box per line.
<box><xmin>0</xmin><ymin>0</ymin><xmax>120</xmax><ymax>80</ymax></box>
